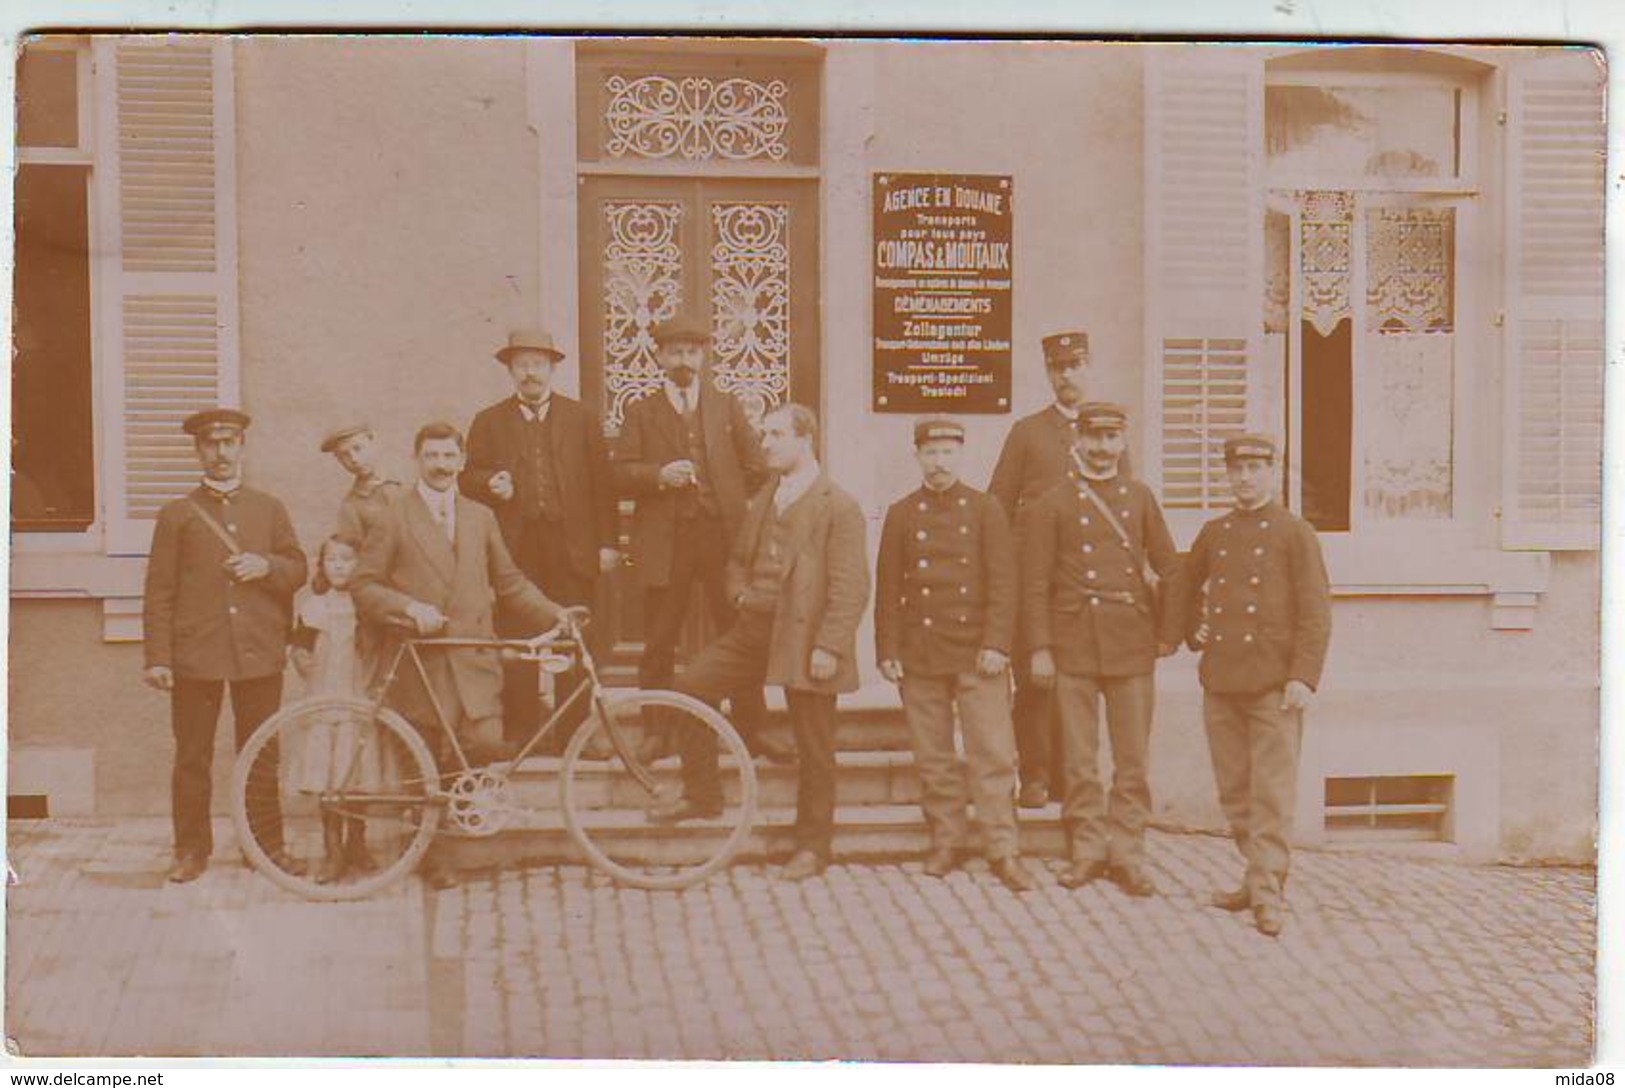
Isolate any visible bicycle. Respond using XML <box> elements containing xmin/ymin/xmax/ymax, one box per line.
<box><xmin>229</xmin><ymin>613</ymin><xmax>759</xmax><ymax>899</ymax></box>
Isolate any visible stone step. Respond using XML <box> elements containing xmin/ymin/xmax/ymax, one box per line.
<box><xmin>501</xmin><ymin>749</ymin><xmax>923</xmax><ymax>810</ymax></box>
<box><xmin>439</xmin><ymin>800</ymin><xmax>1071</xmax><ymax>874</ymax></box>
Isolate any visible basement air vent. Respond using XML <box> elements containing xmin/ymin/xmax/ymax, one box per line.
<box><xmin>1324</xmin><ymin>775</ymin><xmax>1453</xmax><ymax>842</ymax></box>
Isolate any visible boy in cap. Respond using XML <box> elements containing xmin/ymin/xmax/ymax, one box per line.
<box><xmin>1160</xmin><ymin>434</ymin><xmax>1331</xmax><ymax>937</ymax></box>
<box><xmin>1022</xmin><ymin>402</ymin><xmax>1179</xmax><ymax>896</ymax></box>
<box><xmin>876</xmin><ymin>418</ymin><xmax>1037</xmax><ymax>893</ymax></box>
<box><xmin>321</xmin><ymin>422</ymin><xmax>402</xmax><ymax>544</ymax></box>
<box><xmin>142</xmin><ymin>408</ymin><xmax>309</xmax><ymax>883</ymax></box>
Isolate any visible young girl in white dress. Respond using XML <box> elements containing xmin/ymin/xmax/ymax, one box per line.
<box><xmin>290</xmin><ymin>534</ymin><xmax>379</xmax><ymax>883</ymax></box>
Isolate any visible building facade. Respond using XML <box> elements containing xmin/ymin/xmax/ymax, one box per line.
<box><xmin>9</xmin><ymin>36</ymin><xmax>1603</xmax><ymax>860</ymax></box>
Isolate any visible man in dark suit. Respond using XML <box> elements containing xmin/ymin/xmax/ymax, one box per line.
<box><xmin>353</xmin><ymin>420</ymin><xmax>573</xmax><ymax>888</ymax></box>
<box><xmin>613</xmin><ymin>316</ymin><xmax>771</xmax><ymax>762</ymax></box>
<box><xmin>461</xmin><ymin>329</ymin><xmax>618</xmax><ymax>745</ymax></box>
<box><xmin>988</xmin><ymin>330</ymin><xmax>1096</xmax><ymax>809</ymax></box>
<box><xmin>650</xmin><ymin>404</ymin><xmax>870</xmax><ymax>883</ymax></box>
<box><xmin>1023</xmin><ymin>403</ymin><xmax>1179</xmax><ymax>897</ymax></box>
<box><xmin>1160</xmin><ymin>434</ymin><xmax>1332</xmax><ymax>937</ymax></box>
<box><xmin>142</xmin><ymin>408</ymin><xmax>308</xmax><ymax>884</ymax></box>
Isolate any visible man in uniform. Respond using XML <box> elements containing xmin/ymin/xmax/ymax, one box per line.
<box><xmin>1023</xmin><ymin>403</ymin><xmax>1179</xmax><ymax>896</ymax></box>
<box><xmin>1160</xmin><ymin>434</ymin><xmax>1332</xmax><ymax>937</ymax></box>
<box><xmin>321</xmin><ymin>422</ymin><xmax>403</xmax><ymax>544</ymax></box>
<box><xmin>876</xmin><ymin>419</ymin><xmax>1037</xmax><ymax>893</ymax></box>
<box><xmin>989</xmin><ymin>330</ymin><xmax>1095</xmax><ymax>809</ymax></box>
<box><xmin>141</xmin><ymin>408</ymin><xmax>308</xmax><ymax>883</ymax></box>
<box><xmin>650</xmin><ymin>404</ymin><xmax>870</xmax><ymax>883</ymax></box>
<box><xmin>613</xmin><ymin>316</ymin><xmax>772</xmax><ymax>762</ymax></box>
<box><xmin>462</xmin><ymin>329</ymin><xmax>618</xmax><ymax>746</ymax></box>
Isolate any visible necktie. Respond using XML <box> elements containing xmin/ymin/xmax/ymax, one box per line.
<box><xmin>436</xmin><ymin>496</ymin><xmax>454</xmax><ymax>543</ymax></box>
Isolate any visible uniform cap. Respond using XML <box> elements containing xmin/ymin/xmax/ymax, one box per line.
<box><xmin>1041</xmin><ymin>330</ymin><xmax>1090</xmax><ymax>368</ymax></box>
<box><xmin>319</xmin><ymin>422</ymin><xmax>373</xmax><ymax>454</ymax></box>
<box><xmin>1076</xmin><ymin>402</ymin><xmax>1129</xmax><ymax>432</ymax></box>
<box><xmin>1223</xmin><ymin>433</ymin><xmax>1278</xmax><ymax>463</ymax></box>
<box><xmin>182</xmin><ymin>407</ymin><xmax>251</xmax><ymax>439</ymax></box>
<box><xmin>913</xmin><ymin>418</ymin><xmax>966</xmax><ymax>446</ymax></box>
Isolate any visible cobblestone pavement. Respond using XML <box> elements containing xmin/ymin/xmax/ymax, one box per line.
<box><xmin>5</xmin><ymin>819</ymin><xmax>1595</xmax><ymax>1064</ymax></box>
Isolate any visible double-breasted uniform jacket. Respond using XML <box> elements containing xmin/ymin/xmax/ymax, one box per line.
<box><xmin>875</xmin><ymin>481</ymin><xmax>1017</xmax><ymax>677</ymax></box>
<box><xmin>352</xmin><ymin>488</ymin><xmax>563</xmax><ymax>726</ymax></box>
<box><xmin>460</xmin><ymin>395</ymin><xmax>617</xmax><ymax>585</ymax></box>
<box><xmin>143</xmin><ymin>486</ymin><xmax>308</xmax><ymax>682</ymax></box>
<box><xmin>612</xmin><ymin>383</ymin><xmax>766</xmax><ymax>587</ymax></box>
<box><xmin>1160</xmin><ymin>500</ymin><xmax>1332</xmax><ymax>695</ymax></box>
<box><xmin>987</xmin><ymin>405</ymin><xmax>1080</xmax><ymax>532</ymax></box>
<box><xmin>1021</xmin><ymin>474</ymin><xmax>1179</xmax><ymax>678</ymax></box>
<box><xmin>725</xmin><ymin>473</ymin><xmax>871</xmax><ymax>694</ymax></box>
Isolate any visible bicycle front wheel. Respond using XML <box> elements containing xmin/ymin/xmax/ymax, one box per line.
<box><xmin>232</xmin><ymin>697</ymin><xmax>442</xmax><ymax>901</ymax></box>
<box><xmin>560</xmin><ymin>690</ymin><xmax>757</xmax><ymax>890</ymax></box>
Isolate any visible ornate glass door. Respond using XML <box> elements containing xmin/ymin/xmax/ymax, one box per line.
<box><xmin>578</xmin><ymin>175</ymin><xmax>820</xmax><ymax>673</ymax></box>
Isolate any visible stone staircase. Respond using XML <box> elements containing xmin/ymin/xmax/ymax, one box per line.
<box><xmin>443</xmin><ymin>703</ymin><xmax>1071</xmax><ymax>874</ymax></box>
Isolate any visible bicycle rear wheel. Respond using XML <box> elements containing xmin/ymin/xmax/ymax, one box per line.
<box><xmin>560</xmin><ymin>690</ymin><xmax>757</xmax><ymax>890</ymax></box>
<box><xmin>232</xmin><ymin>697</ymin><xmax>442</xmax><ymax>901</ymax></box>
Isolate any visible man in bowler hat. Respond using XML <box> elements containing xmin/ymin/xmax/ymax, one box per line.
<box><xmin>142</xmin><ymin>408</ymin><xmax>308</xmax><ymax>883</ymax></box>
<box><xmin>612</xmin><ymin>316</ymin><xmax>773</xmax><ymax>762</ymax></box>
<box><xmin>462</xmin><ymin>329</ymin><xmax>619</xmax><ymax>746</ymax></box>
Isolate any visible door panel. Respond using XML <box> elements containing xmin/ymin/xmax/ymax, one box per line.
<box><xmin>579</xmin><ymin>175</ymin><xmax>820</xmax><ymax>673</ymax></box>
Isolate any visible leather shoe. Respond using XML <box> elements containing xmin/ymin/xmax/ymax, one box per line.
<box><xmin>990</xmin><ymin>855</ymin><xmax>1039</xmax><ymax>893</ymax></box>
<box><xmin>1110</xmin><ymin>866</ymin><xmax>1158</xmax><ymax>898</ymax></box>
<box><xmin>779</xmin><ymin>850</ymin><xmax>827</xmax><ymax>882</ymax></box>
<box><xmin>166</xmin><ymin>853</ymin><xmax>206</xmax><ymax>884</ymax></box>
<box><xmin>1057</xmin><ymin>859</ymin><xmax>1108</xmax><ymax>889</ymax></box>
<box><xmin>749</xmin><ymin>732</ymin><xmax>798</xmax><ymax>765</ymax></box>
<box><xmin>646</xmin><ymin>795</ymin><xmax>723</xmax><ymax>824</ymax></box>
<box><xmin>921</xmin><ymin>846</ymin><xmax>960</xmax><ymax>878</ymax></box>
<box><xmin>266</xmin><ymin>849</ymin><xmax>309</xmax><ymax>877</ymax></box>
<box><xmin>1210</xmin><ymin>887</ymin><xmax>1250</xmax><ymax>913</ymax></box>
<box><xmin>1253</xmin><ymin>902</ymin><xmax>1285</xmax><ymax>938</ymax></box>
<box><xmin>1017</xmin><ymin>780</ymin><xmax>1049</xmax><ymax>809</ymax></box>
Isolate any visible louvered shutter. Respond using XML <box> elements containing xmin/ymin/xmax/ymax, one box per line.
<box><xmin>1143</xmin><ymin>47</ymin><xmax>1264</xmax><ymax>536</ymax></box>
<box><xmin>94</xmin><ymin>37</ymin><xmax>240</xmax><ymax>555</ymax></box>
<box><xmin>1501</xmin><ymin>49</ymin><xmax>1605</xmax><ymax>551</ymax></box>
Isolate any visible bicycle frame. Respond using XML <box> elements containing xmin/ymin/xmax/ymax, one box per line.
<box><xmin>357</xmin><ymin>620</ymin><xmax>662</xmax><ymax>797</ymax></box>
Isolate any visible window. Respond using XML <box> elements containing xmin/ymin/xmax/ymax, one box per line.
<box><xmin>13</xmin><ymin>40</ymin><xmax>96</xmax><ymax>533</ymax></box>
<box><xmin>1263</xmin><ymin>66</ymin><xmax>1480</xmax><ymax>535</ymax></box>
<box><xmin>1325</xmin><ymin>774</ymin><xmax>1453</xmax><ymax>842</ymax></box>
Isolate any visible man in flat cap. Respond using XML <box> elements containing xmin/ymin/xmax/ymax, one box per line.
<box><xmin>989</xmin><ymin>329</ymin><xmax>1096</xmax><ymax>810</ymax></box>
<box><xmin>613</xmin><ymin>316</ymin><xmax>773</xmax><ymax>763</ymax></box>
<box><xmin>1160</xmin><ymin>434</ymin><xmax>1331</xmax><ymax>937</ymax></box>
<box><xmin>876</xmin><ymin>419</ymin><xmax>1037</xmax><ymax>892</ymax></box>
<box><xmin>322</xmin><ymin>423</ymin><xmax>403</xmax><ymax>545</ymax></box>
<box><xmin>462</xmin><ymin>329</ymin><xmax>618</xmax><ymax>748</ymax></box>
<box><xmin>141</xmin><ymin>408</ymin><xmax>309</xmax><ymax>883</ymax></box>
<box><xmin>1023</xmin><ymin>403</ymin><xmax>1179</xmax><ymax>896</ymax></box>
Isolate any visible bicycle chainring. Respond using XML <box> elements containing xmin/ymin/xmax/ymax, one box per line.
<box><xmin>444</xmin><ymin>769</ymin><xmax>515</xmax><ymax>837</ymax></box>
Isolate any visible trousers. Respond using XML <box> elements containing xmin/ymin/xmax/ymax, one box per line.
<box><xmin>1203</xmin><ymin>689</ymin><xmax>1303</xmax><ymax>907</ymax></box>
<box><xmin>1053</xmin><ymin>671</ymin><xmax>1154</xmax><ymax>867</ymax></box>
<box><xmin>675</xmin><ymin>608</ymin><xmax>839</xmax><ymax>859</ymax></box>
<box><xmin>503</xmin><ymin>517</ymin><xmax>596</xmax><ymax>747</ymax></box>
<box><xmin>171</xmin><ymin>674</ymin><xmax>285</xmax><ymax>859</ymax></box>
<box><xmin>898</xmin><ymin>669</ymin><xmax>1019</xmax><ymax>859</ymax></box>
